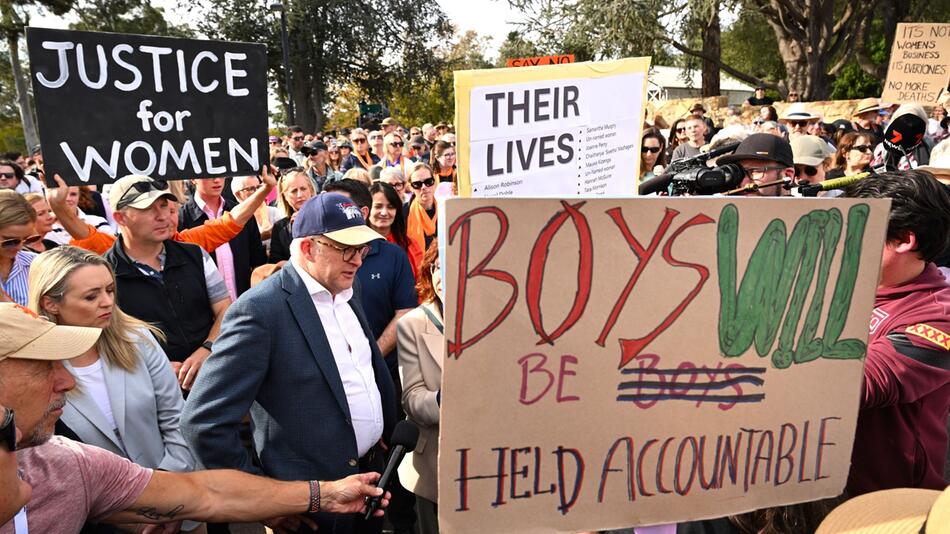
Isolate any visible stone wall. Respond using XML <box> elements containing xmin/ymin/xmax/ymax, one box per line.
<box><xmin>645</xmin><ymin>96</ymin><xmax>869</xmax><ymax>128</ymax></box>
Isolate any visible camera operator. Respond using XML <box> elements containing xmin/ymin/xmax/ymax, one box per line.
<box><xmin>717</xmin><ymin>133</ymin><xmax>795</xmax><ymax>197</ymax></box>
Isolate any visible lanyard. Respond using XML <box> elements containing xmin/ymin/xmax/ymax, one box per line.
<box><xmin>13</xmin><ymin>507</ymin><xmax>27</xmax><ymax>534</ymax></box>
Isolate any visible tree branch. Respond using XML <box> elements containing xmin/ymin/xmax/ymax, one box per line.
<box><xmin>659</xmin><ymin>34</ymin><xmax>778</xmax><ymax>90</ymax></box>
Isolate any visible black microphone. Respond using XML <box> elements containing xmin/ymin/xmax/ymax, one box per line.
<box><xmin>364</xmin><ymin>421</ymin><xmax>419</xmax><ymax>520</ymax></box>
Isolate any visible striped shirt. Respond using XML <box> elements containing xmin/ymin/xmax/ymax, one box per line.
<box><xmin>1</xmin><ymin>250</ymin><xmax>37</xmax><ymax>305</ymax></box>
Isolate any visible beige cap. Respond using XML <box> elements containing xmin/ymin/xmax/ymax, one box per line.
<box><xmin>0</xmin><ymin>303</ymin><xmax>101</xmax><ymax>362</ymax></box>
<box><xmin>109</xmin><ymin>174</ymin><xmax>178</xmax><ymax>212</ymax></box>
<box><xmin>791</xmin><ymin>135</ymin><xmax>834</xmax><ymax>166</ymax></box>
<box><xmin>817</xmin><ymin>487</ymin><xmax>950</xmax><ymax>534</ymax></box>
<box><xmin>381</xmin><ymin>117</ymin><xmax>397</xmax><ymax>126</ymax></box>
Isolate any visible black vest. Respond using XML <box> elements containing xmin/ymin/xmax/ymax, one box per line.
<box><xmin>105</xmin><ymin>237</ymin><xmax>213</xmax><ymax>362</ymax></box>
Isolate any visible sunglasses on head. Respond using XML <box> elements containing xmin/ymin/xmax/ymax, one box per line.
<box><xmin>116</xmin><ymin>179</ymin><xmax>169</xmax><ymax>210</ymax></box>
<box><xmin>410</xmin><ymin>177</ymin><xmax>436</xmax><ymax>189</ymax></box>
<box><xmin>641</xmin><ymin>146</ymin><xmax>661</xmax><ymax>154</ymax></box>
<box><xmin>851</xmin><ymin>144</ymin><xmax>873</xmax><ymax>153</ymax></box>
<box><xmin>1</xmin><ymin>234</ymin><xmax>41</xmax><ymax>249</ymax></box>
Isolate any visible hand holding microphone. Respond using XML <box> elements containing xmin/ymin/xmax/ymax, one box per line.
<box><xmin>364</xmin><ymin>420</ymin><xmax>419</xmax><ymax>520</ymax></box>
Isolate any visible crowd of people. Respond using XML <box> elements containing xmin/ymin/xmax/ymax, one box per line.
<box><xmin>0</xmin><ymin>94</ymin><xmax>949</xmax><ymax>534</ymax></box>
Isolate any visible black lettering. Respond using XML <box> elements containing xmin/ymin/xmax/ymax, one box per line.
<box><xmin>557</xmin><ymin>133</ymin><xmax>574</xmax><ymax>164</ymax></box>
<box><xmin>485</xmin><ymin>92</ymin><xmax>505</xmax><ymax>127</ymax></box>
<box><xmin>535</xmin><ymin>87</ymin><xmax>550</xmax><ymax>121</ymax></box>
<box><xmin>563</xmin><ymin>85</ymin><xmax>580</xmax><ymax>118</ymax></box>
<box><xmin>538</xmin><ymin>135</ymin><xmax>556</xmax><ymax>167</ymax></box>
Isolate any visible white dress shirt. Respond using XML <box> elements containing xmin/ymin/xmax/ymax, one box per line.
<box><xmin>292</xmin><ymin>260</ymin><xmax>384</xmax><ymax>457</ymax></box>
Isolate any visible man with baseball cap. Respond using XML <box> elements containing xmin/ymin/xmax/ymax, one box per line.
<box><xmin>0</xmin><ymin>302</ymin><xmax>390</xmax><ymax>533</ymax></box>
<box><xmin>183</xmin><ymin>193</ymin><xmax>396</xmax><ymax>534</ymax></box>
<box><xmin>718</xmin><ymin>132</ymin><xmax>795</xmax><ymax>196</ymax></box>
<box><xmin>104</xmin><ymin>174</ymin><xmax>231</xmax><ymax>389</ymax></box>
<box><xmin>790</xmin><ymin>134</ymin><xmax>834</xmax><ymax>188</ymax></box>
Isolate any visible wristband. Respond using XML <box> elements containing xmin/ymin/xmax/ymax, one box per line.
<box><xmin>201</xmin><ymin>340</ymin><xmax>214</xmax><ymax>351</ymax></box>
<box><xmin>309</xmin><ymin>480</ymin><xmax>321</xmax><ymax>514</ymax></box>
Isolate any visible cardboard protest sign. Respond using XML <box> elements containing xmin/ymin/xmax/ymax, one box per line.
<box><xmin>454</xmin><ymin>57</ymin><xmax>650</xmax><ymax>198</ymax></box>
<box><xmin>505</xmin><ymin>54</ymin><xmax>575</xmax><ymax>67</ymax></box>
<box><xmin>881</xmin><ymin>23</ymin><xmax>950</xmax><ymax>105</ymax></box>
<box><xmin>438</xmin><ymin>197</ymin><xmax>890</xmax><ymax>534</ymax></box>
<box><xmin>26</xmin><ymin>28</ymin><xmax>268</xmax><ymax>186</ymax></box>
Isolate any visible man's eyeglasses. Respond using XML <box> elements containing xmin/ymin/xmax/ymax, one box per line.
<box><xmin>795</xmin><ymin>165</ymin><xmax>819</xmax><ymax>177</ymax></box>
<box><xmin>1</xmin><ymin>234</ymin><xmax>41</xmax><ymax>250</ymax></box>
<box><xmin>115</xmin><ymin>180</ymin><xmax>169</xmax><ymax>210</ymax></box>
<box><xmin>236</xmin><ymin>184</ymin><xmax>262</xmax><ymax>196</ymax></box>
<box><xmin>410</xmin><ymin>177</ymin><xmax>436</xmax><ymax>189</ymax></box>
<box><xmin>744</xmin><ymin>165</ymin><xmax>787</xmax><ymax>178</ymax></box>
<box><xmin>292</xmin><ymin>136</ymin><xmax>305</xmax><ymax>141</ymax></box>
<box><xmin>851</xmin><ymin>144</ymin><xmax>873</xmax><ymax>153</ymax></box>
<box><xmin>641</xmin><ymin>146</ymin><xmax>661</xmax><ymax>154</ymax></box>
<box><xmin>312</xmin><ymin>238</ymin><xmax>370</xmax><ymax>262</ymax></box>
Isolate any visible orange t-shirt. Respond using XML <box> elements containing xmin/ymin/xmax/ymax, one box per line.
<box><xmin>70</xmin><ymin>211</ymin><xmax>244</xmax><ymax>254</ymax></box>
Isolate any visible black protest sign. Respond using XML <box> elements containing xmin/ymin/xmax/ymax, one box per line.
<box><xmin>27</xmin><ymin>28</ymin><xmax>268</xmax><ymax>186</ymax></box>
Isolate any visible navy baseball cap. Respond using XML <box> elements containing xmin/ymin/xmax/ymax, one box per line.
<box><xmin>292</xmin><ymin>193</ymin><xmax>382</xmax><ymax>245</ymax></box>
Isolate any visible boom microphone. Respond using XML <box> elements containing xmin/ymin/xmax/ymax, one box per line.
<box><xmin>798</xmin><ymin>172</ymin><xmax>870</xmax><ymax>197</ymax></box>
<box><xmin>364</xmin><ymin>420</ymin><xmax>419</xmax><ymax>520</ymax></box>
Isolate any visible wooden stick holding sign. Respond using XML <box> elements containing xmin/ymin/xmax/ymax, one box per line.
<box><xmin>26</xmin><ymin>28</ymin><xmax>268</xmax><ymax>186</ymax></box>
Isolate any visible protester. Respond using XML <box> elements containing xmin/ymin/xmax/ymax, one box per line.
<box><xmin>380</xmin><ymin>166</ymin><xmax>411</xmax><ymax>204</ymax></box>
<box><xmin>746</xmin><ymin>85</ymin><xmax>774</xmax><ymax>106</ymax></box>
<box><xmin>0</xmin><ymin>190</ymin><xmax>38</xmax><ymax>305</ymax></box>
<box><xmin>27</xmin><ymin>246</ymin><xmax>203</xmax><ymax>532</ymax></box>
<box><xmin>852</xmin><ymin>97</ymin><xmax>884</xmax><ymax>143</ymax></box>
<box><xmin>45</xmin><ymin>185</ymin><xmax>114</xmax><ymax>245</ymax></box>
<box><xmin>379</xmin><ymin>132</ymin><xmax>410</xmax><ymax>174</ymax></box>
<box><xmin>231</xmin><ymin>175</ymin><xmax>284</xmax><ymax>252</ymax></box>
<box><xmin>790</xmin><ymin>135</ymin><xmax>834</xmax><ymax>189</ymax></box>
<box><xmin>780</xmin><ymin>102</ymin><xmax>821</xmax><ymax>139</ymax></box>
<box><xmin>670</xmin><ymin>114</ymin><xmax>707</xmax><ymax>162</ymax></box>
<box><xmin>717</xmin><ymin>133</ymin><xmax>794</xmax><ymax>197</ymax></box>
<box><xmin>689</xmin><ymin>102</ymin><xmax>715</xmax><ymax>141</ymax></box>
<box><xmin>0</xmin><ymin>302</ymin><xmax>390</xmax><ymax>534</ymax></box>
<box><xmin>396</xmin><ymin>241</ymin><xmax>443</xmax><ymax>534</ymax></box>
<box><xmin>287</xmin><ymin>125</ymin><xmax>308</xmax><ymax>165</ymax></box>
<box><xmin>343</xmin><ymin>167</ymin><xmax>372</xmax><ymax>186</ymax></box>
<box><xmin>429</xmin><ymin>140</ymin><xmax>456</xmax><ymax>183</ymax></box>
<box><xmin>369</xmin><ymin>130</ymin><xmax>385</xmax><ymax>159</ymax></box>
<box><xmin>270</xmin><ymin>169</ymin><xmax>316</xmax><ymax>263</ymax></box>
<box><xmin>666</xmin><ymin>118</ymin><xmax>687</xmax><ymax>161</ymax></box>
<box><xmin>640</xmin><ymin>128</ymin><xmax>668</xmax><ymax>180</ymax></box>
<box><xmin>786</xmin><ymin>90</ymin><xmax>801</xmax><ymax>103</ymax></box>
<box><xmin>341</xmin><ymin>130</ymin><xmax>379</xmax><ymax>172</ymax></box>
<box><xmin>422</xmin><ymin>123</ymin><xmax>437</xmax><ymax>150</ymax></box>
<box><xmin>103</xmin><ymin>175</ymin><xmax>231</xmax><ymax>388</ymax></box>
<box><xmin>409</xmin><ymin>135</ymin><xmax>429</xmax><ymax>162</ymax></box>
<box><xmin>841</xmin><ymin>170</ymin><xmax>950</xmax><ymax>496</ymax></box>
<box><xmin>180</xmin><ymin>178</ymin><xmax>267</xmax><ymax>300</ymax></box>
<box><xmin>404</xmin><ymin>163</ymin><xmax>439</xmax><ymax>254</ymax></box>
<box><xmin>370</xmin><ymin>181</ymin><xmax>422</xmax><ymax>277</ymax></box>
<box><xmin>305</xmin><ymin>141</ymin><xmax>343</xmax><ymax>191</ymax></box>
<box><xmin>21</xmin><ymin>193</ymin><xmax>58</xmax><ymax>253</ymax></box>
<box><xmin>381</xmin><ymin>117</ymin><xmax>397</xmax><ymax>135</ymax></box>
<box><xmin>827</xmin><ymin>132</ymin><xmax>873</xmax><ymax>179</ymax></box>
<box><xmin>181</xmin><ymin>193</ymin><xmax>396</xmax><ymax>534</ymax></box>
<box><xmin>0</xmin><ymin>160</ymin><xmax>41</xmax><ymax>195</ymax></box>
<box><xmin>327</xmin><ymin>143</ymin><xmax>343</xmax><ymax>173</ymax></box>
<box><xmin>0</xmin><ymin>405</ymin><xmax>30</xmax><ymax>524</ymax></box>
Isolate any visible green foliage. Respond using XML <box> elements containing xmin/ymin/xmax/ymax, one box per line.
<box><xmin>830</xmin><ymin>62</ymin><xmax>882</xmax><ymax>100</ymax></box>
<box><xmin>720</xmin><ymin>7</ymin><xmax>784</xmax><ymax>83</ymax></box>
<box><xmin>69</xmin><ymin>0</ymin><xmax>193</xmax><ymax>37</ymax></box>
<box><xmin>496</xmin><ymin>31</ymin><xmax>541</xmax><ymax>68</ymax></box>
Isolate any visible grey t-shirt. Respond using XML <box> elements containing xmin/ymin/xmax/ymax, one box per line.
<box><xmin>671</xmin><ymin>143</ymin><xmax>702</xmax><ymax>163</ymax></box>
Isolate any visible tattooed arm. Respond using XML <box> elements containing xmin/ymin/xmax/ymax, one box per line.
<box><xmin>104</xmin><ymin>470</ymin><xmax>388</xmax><ymax>524</ymax></box>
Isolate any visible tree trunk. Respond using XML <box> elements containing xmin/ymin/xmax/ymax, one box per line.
<box><xmin>0</xmin><ymin>0</ymin><xmax>39</xmax><ymax>151</ymax></box>
<box><xmin>700</xmin><ymin>1</ymin><xmax>721</xmax><ymax>97</ymax></box>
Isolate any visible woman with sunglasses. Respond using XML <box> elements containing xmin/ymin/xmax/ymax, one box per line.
<box><xmin>0</xmin><ymin>190</ymin><xmax>39</xmax><ymax>305</ymax></box>
<box><xmin>404</xmin><ymin>163</ymin><xmax>439</xmax><ymax>262</ymax></box>
<box><xmin>396</xmin><ymin>241</ymin><xmax>443</xmax><ymax>533</ymax></box>
<box><xmin>379</xmin><ymin>132</ymin><xmax>410</xmax><ymax>175</ymax></box>
<box><xmin>28</xmin><ymin>246</ymin><xmax>203</xmax><ymax>534</ymax></box>
<box><xmin>429</xmin><ymin>140</ymin><xmax>456</xmax><ymax>183</ymax></box>
<box><xmin>369</xmin><ymin>181</ymin><xmax>423</xmax><ymax>278</ymax></box>
<box><xmin>21</xmin><ymin>193</ymin><xmax>59</xmax><ymax>253</ymax></box>
<box><xmin>665</xmin><ymin>118</ymin><xmax>687</xmax><ymax>162</ymax></box>
<box><xmin>827</xmin><ymin>132</ymin><xmax>874</xmax><ymax>180</ymax></box>
<box><xmin>327</xmin><ymin>144</ymin><xmax>342</xmax><ymax>173</ymax></box>
<box><xmin>269</xmin><ymin>169</ymin><xmax>316</xmax><ymax>263</ymax></box>
<box><xmin>639</xmin><ymin>128</ymin><xmax>668</xmax><ymax>181</ymax></box>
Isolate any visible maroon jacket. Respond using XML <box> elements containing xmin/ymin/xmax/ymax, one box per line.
<box><xmin>848</xmin><ymin>263</ymin><xmax>950</xmax><ymax>495</ymax></box>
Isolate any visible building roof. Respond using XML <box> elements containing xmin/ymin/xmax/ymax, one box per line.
<box><xmin>648</xmin><ymin>65</ymin><xmax>755</xmax><ymax>92</ymax></box>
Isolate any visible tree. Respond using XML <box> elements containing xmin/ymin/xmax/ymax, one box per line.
<box><xmin>496</xmin><ymin>30</ymin><xmax>542</xmax><ymax>67</ymax></box>
<box><xmin>69</xmin><ymin>0</ymin><xmax>192</xmax><ymax>36</ymax></box>
<box><xmin>200</xmin><ymin>0</ymin><xmax>453</xmax><ymax>133</ymax></box>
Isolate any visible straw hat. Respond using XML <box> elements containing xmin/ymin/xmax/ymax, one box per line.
<box><xmin>853</xmin><ymin>97</ymin><xmax>881</xmax><ymax>117</ymax></box>
<box><xmin>816</xmin><ymin>487</ymin><xmax>950</xmax><ymax>534</ymax></box>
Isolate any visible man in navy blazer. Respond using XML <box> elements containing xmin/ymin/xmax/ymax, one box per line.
<box><xmin>182</xmin><ymin>193</ymin><xmax>396</xmax><ymax>534</ymax></box>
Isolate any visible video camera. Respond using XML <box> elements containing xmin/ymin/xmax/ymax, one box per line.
<box><xmin>638</xmin><ymin>142</ymin><xmax>745</xmax><ymax>196</ymax></box>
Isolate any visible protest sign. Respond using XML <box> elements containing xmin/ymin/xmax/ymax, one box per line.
<box><xmin>26</xmin><ymin>28</ymin><xmax>268</xmax><ymax>186</ymax></box>
<box><xmin>438</xmin><ymin>197</ymin><xmax>890</xmax><ymax>533</ymax></box>
<box><xmin>881</xmin><ymin>23</ymin><xmax>950</xmax><ymax>105</ymax></box>
<box><xmin>454</xmin><ymin>57</ymin><xmax>650</xmax><ymax>198</ymax></box>
<box><xmin>505</xmin><ymin>54</ymin><xmax>575</xmax><ymax>67</ymax></box>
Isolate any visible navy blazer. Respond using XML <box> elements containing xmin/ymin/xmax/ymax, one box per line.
<box><xmin>179</xmin><ymin>197</ymin><xmax>266</xmax><ymax>296</ymax></box>
<box><xmin>181</xmin><ymin>262</ymin><xmax>396</xmax><ymax>482</ymax></box>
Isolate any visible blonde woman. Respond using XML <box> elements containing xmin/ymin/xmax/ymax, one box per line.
<box><xmin>269</xmin><ymin>169</ymin><xmax>315</xmax><ymax>262</ymax></box>
<box><xmin>404</xmin><ymin>162</ymin><xmax>439</xmax><ymax>261</ymax></box>
<box><xmin>28</xmin><ymin>246</ymin><xmax>202</xmax><ymax>532</ymax></box>
<box><xmin>0</xmin><ymin>190</ymin><xmax>38</xmax><ymax>305</ymax></box>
